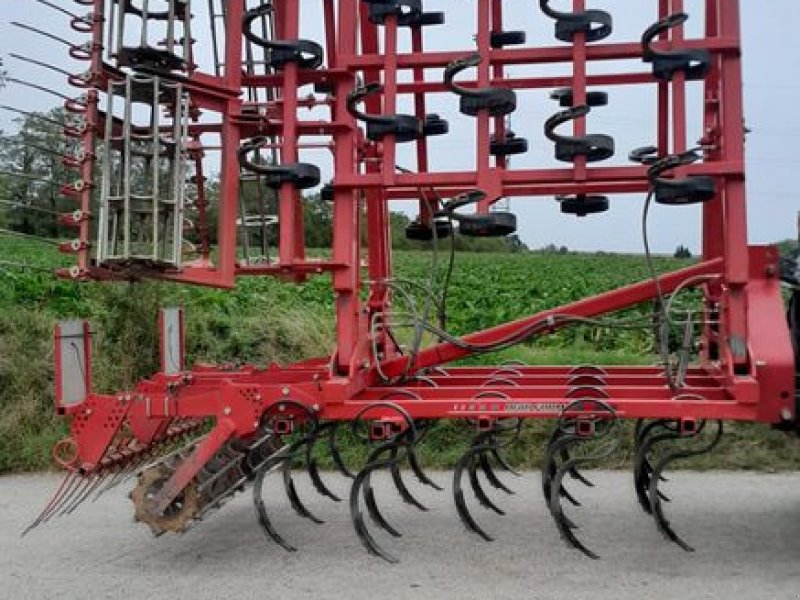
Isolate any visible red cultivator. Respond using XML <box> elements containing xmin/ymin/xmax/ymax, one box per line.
<box><xmin>9</xmin><ymin>0</ymin><xmax>799</xmax><ymax>561</ymax></box>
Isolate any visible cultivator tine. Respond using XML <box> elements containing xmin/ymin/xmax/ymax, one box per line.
<box><xmin>478</xmin><ymin>452</ymin><xmax>514</xmax><ymax>495</ymax></box>
<box><xmin>281</xmin><ymin>454</ymin><xmax>324</xmax><ymax>524</ymax></box>
<box><xmin>453</xmin><ymin>446</ymin><xmax>495</xmax><ymax>541</ymax></box>
<box><xmin>328</xmin><ymin>422</ymin><xmax>355</xmax><ymax>479</ymax></box>
<box><xmin>408</xmin><ymin>447</ymin><xmax>442</xmax><ymax>491</ymax></box>
<box><xmin>306</xmin><ymin>422</ymin><xmax>341</xmax><ymax>502</ymax></box>
<box><xmin>545</xmin><ymin>400</ymin><xmax>620</xmax><ymax>559</ymax></box>
<box><xmin>389</xmin><ymin>446</ymin><xmax>427</xmax><ymax>511</ymax></box>
<box><xmin>490</xmin><ymin>447</ymin><xmax>521</xmax><ymax>477</ymax></box>
<box><xmin>350</xmin><ymin>442</ymin><xmax>403</xmax><ymax>563</ymax></box>
<box><xmin>633</xmin><ymin>420</ymin><xmax>675</xmax><ymax>513</ymax></box>
<box><xmin>467</xmin><ymin>451</ymin><xmax>505</xmax><ymax>515</ymax></box>
<box><xmin>253</xmin><ymin>454</ymin><xmax>297</xmax><ymax>553</ymax></box>
<box><xmin>645</xmin><ymin>420</ymin><xmax>724</xmax><ymax>552</ymax></box>
<box><xmin>20</xmin><ymin>471</ymin><xmax>77</xmax><ymax>537</ymax></box>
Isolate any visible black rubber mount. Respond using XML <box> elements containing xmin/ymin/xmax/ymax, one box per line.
<box><xmin>558</xmin><ymin>195</ymin><xmax>610</xmax><ymax>216</ymax></box>
<box><xmin>550</xmin><ymin>88</ymin><xmax>608</xmax><ymax>108</ymax></box>
<box><xmin>364</xmin><ymin>0</ymin><xmax>445</xmax><ymax>27</ymax></box>
<box><xmin>490</xmin><ymin>131</ymin><xmax>529</xmax><ymax>157</ymax></box>
<box><xmin>654</xmin><ymin>177</ymin><xmax>715</xmax><ymax>205</ymax></box>
<box><xmin>544</xmin><ymin>105</ymin><xmax>615</xmax><ymax>163</ymax></box>
<box><xmin>347</xmin><ymin>83</ymin><xmax>424</xmax><ymax>143</ymax></box>
<box><xmin>539</xmin><ymin>0</ymin><xmax>613</xmax><ymax>43</ymax></box>
<box><xmin>459</xmin><ymin>212</ymin><xmax>518</xmax><ymax>238</ymax></box>
<box><xmin>490</xmin><ymin>31</ymin><xmax>527</xmax><ymax>48</ymax></box>
<box><xmin>239</xmin><ymin>138</ymin><xmax>321</xmax><ymax>190</ymax></box>
<box><xmin>445</xmin><ymin>54</ymin><xmax>517</xmax><ymax>117</ymax></box>
<box><xmin>117</xmin><ymin>47</ymin><xmax>185</xmax><ymax>72</ymax></box>
<box><xmin>642</xmin><ymin>13</ymin><xmax>711</xmax><ymax>81</ymax></box>
<box><xmin>405</xmin><ymin>219</ymin><xmax>453</xmax><ymax>241</ymax></box>
<box><xmin>244</xmin><ymin>6</ymin><xmax>324</xmax><ymax>70</ymax></box>
<box><xmin>320</xmin><ymin>182</ymin><xmax>335</xmax><ymax>202</ymax></box>
<box><xmin>643</xmin><ymin>148</ymin><xmax>716</xmax><ymax>205</ymax></box>
<box><xmin>423</xmin><ymin>114</ymin><xmax>449</xmax><ymax>137</ymax></box>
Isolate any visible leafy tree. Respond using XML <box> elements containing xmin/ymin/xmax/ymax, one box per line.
<box><xmin>674</xmin><ymin>244</ymin><xmax>692</xmax><ymax>259</ymax></box>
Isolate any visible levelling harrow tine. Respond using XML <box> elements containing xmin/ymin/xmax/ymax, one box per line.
<box><xmin>20</xmin><ymin>471</ymin><xmax>76</xmax><ymax>536</ymax></box>
<box><xmin>282</xmin><ymin>452</ymin><xmax>324</xmax><ymax>524</ymax></box>
<box><xmin>64</xmin><ymin>472</ymin><xmax>108</xmax><ymax>515</ymax></box>
<box><xmin>306</xmin><ymin>422</ymin><xmax>341</xmax><ymax>502</ymax></box>
<box><xmin>648</xmin><ymin>420</ymin><xmax>724</xmax><ymax>552</ymax></box>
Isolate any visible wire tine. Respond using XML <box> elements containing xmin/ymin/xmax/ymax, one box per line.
<box><xmin>0</xmin><ymin>228</ymin><xmax>61</xmax><ymax>246</ymax></box>
<box><xmin>34</xmin><ymin>0</ymin><xmax>87</xmax><ymax>21</ymax></box>
<box><xmin>65</xmin><ymin>473</ymin><xmax>107</xmax><ymax>514</ymax></box>
<box><xmin>0</xmin><ymin>137</ymin><xmax>66</xmax><ymax>158</ymax></box>
<box><xmin>10</xmin><ymin>22</ymin><xmax>77</xmax><ymax>48</ymax></box>
<box><xmin>8</xmin><ymin>54</ymin><xmax>73</xmax><ymax>79</ymax></box>
<box><xmin>54</xmin><ymin>476</ymin><xmax>94</xmax><ymax>518</ymax></box>
<box><xmin>0</xmin><ymin>259</ymin><xmax>58</xmax><ymax>274</ymax></box>
<box><xmin>0</xmin><ymin>170</ymin><xmax>56</xmax><ymax>184</ymax></box>
<box><xmin>0</xmin><ymin>105</ymin><xmax>64</xmax><ymax>128</ymax></box>
<box><xmin>0</xmin><ymin>199</ymin><xmax>63</xmax><ymax>216</ymax></box>
<box><xmin>20</xmin><ymin>471</ymin><xmax>76</xmax><ymax>536</ymax></box>
<box><xmin>5</xmin><ymin>78</ymin><xmax>72</xmax><ymax>102</ymax></box>
<box><xmin>34</xmin><ymin>472</ymin><xmax>84</xmax><ymax>527</ymax></box>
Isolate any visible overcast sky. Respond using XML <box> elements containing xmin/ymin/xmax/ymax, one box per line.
<box><xmin>0</xmin><ymin>0</ymin><xmax>797</xmax><ymax>253</ymax></box>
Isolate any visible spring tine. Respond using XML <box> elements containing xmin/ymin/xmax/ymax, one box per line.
<box><xmin>349</xmin><ymin>459</ymin><xmax>399</xmax><ymax>563</ymax></box>
<box><xmin>490</xmin><ymin>447</ymin><xmax>521</xmax><ymax>477</ymax></box>
<box><xmin>20</xmin><ymin>471</ymin><xmax>76</xmax><ymax>536</ymax></box>
<box><xmin>388</xmin><ymin>447</ymin><xmax>427</xmax><ymax>512</ymax></box>
<box><xmin>633</xmin><ymin>421</ymin><xmax>676</xmax><ymax>514</ymax></box>
<box><xmin>549</xmin><ymin>460</ymin><xmax>599</xmax><ymax>560</ymax></box>
<box><xmin>34</xmin><ymin>0</ymin><xmax>88</xmax><ymax>21</ymax></box>
<box><xmin>363</xmin><ymin>469</ymin><xmax>402</xmax><ymax>538</ymax></box>
<box><xmin>328</xmin><ymin>423</ymin><xmax>355</xmax><ymax>479</ymax></box>
<box><xmin>542</xmin><ymin>435</ymin><xmax>581</xmax><ymax>507</ymax></box>
<box><xmin>477</xmin><ymin>451</ymin><xmax>514</xmax><ymax>495</ymax></box>
<box><xmin>467</xmin><ymin>451</ymin><xmax>505</xmax><ymax>515</ymax></box>
<box><xmin>305</xmin><ymin>422</ymin><xmax>341</xmax><ymax>502</ymax></box>
<box><xmin>408</xmin><ymin>446</ymin><xmax>442</xmax><ymax>491</ymax></box>
<box><xmin>453</xmin><ymin>449</ymin><xmax>494</xmax><ymax>542</ymax></box>
<box><xmin>281</xmin><ymin>454</ymin><xmax>324</xmax><ymax>524</ymax></box>
<box><xmin>551</xmin><ymin>422</ymin><xmax>594</xmax><ymax>488</ymax></box>
<box><xmin>252</xmin><ymin>462</ymin><xmax>297</xmax><ymax>552</ymax></box>
<box><xmin>648</xmin><ymin>421</ymin><xmax>724</xmax><ymax>553</ymax></box>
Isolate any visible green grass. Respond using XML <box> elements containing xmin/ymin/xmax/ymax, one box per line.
<box><xmin>0</xmin><ymin>236</ymin><xmax>798</xmax><ymax>473</ymax></box>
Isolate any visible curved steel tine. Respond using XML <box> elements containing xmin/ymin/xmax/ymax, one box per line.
<box><xmin>549</xmin><ymin>460</ymin><xmax>599</xmax><ymax>560</ymax></box>
<box><xmin>363</xmin><ymin>469</ymin><xmax>402</xmax><ymax>538</ymax></box>
<box><xmin>282</xmin><ymin>453</ymin><xmax>324</xmax><ymax>524</ymax></box>
<box><xmin>478</xmin><ymin>450</ymin><xmax>514</xmax><ymax>495</ymax></box>
<box><xmin>490</xmin><ymin>447</ymin><xmax>521</xmax><ymax>477</ymax></box>
<box><xmin>388</xmin><ymin>447</ymin><xmax>427</xmax><ymax>512</ymax></box>
<box><xmin>350</xmin><ymin>460</ymin><xmax>399</xmax><ymax>563</ymax></box>
<box><xmin>542</xmin><ymin>435</ymin><xmax>581</xmax><ymax>507</ymax></box>
<box><xmin>468</xmin><ymin>452</ymin><xmax>505</xmax><ymax>515</ymax></box>
<box><xmin>649</xmin><ymin>421</ymin><xmax>724</xmax><ymax>553</ymax></box>
<box><xmin>306</xmin><ymin>423</ymin><xmax>341</xmax><ymax>502</ymax></box>
<box><xmin>21</xmin><ymin>471</ymin><xmax>76</xmax><ymax>536</ymax></box>
<box><xmin>328</xmin><ymin>423</ymin><xmax>355</xmax><ymax>479</ymax></box>
<box><xmin>453</xmin><ymin>450</ymin><xmax>494</xmax><ymax>541</ymax></box>
<box><xmin>633</xmin><ymin>421</ymin><xmax>678</xmax><ymax>513</ymax></box>
<box><xmin>408</xmin><ymin>446</ymin><xmax>442</xmax><ymax>491</ymax></box>
<box><xmin>253</xmin><ymin>463</ymin><xmax>297</xmax><ymax>552</ymax></box>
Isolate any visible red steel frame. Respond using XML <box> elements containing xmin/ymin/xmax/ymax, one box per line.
<box><xmin>48</xmin><ymin>0</ymin><xmax>795</xmax><ymax>500</ymax></box>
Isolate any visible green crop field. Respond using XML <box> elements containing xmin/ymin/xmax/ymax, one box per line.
<box><xmin>0</xmin><ymin>235</ymin><xmax>798</xmax><ymax>473</ymax></box>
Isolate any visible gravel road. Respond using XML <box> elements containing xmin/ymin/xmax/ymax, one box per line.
<box><xmin>2</xmin><ymin>471</ymin><xmax>799</xmax><ymax>600</ymax></box>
